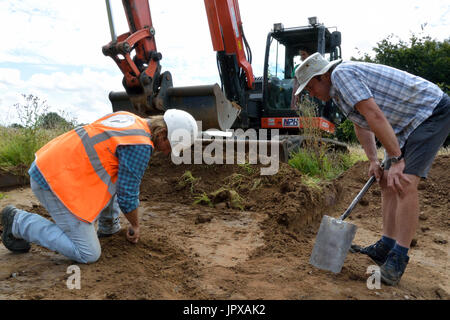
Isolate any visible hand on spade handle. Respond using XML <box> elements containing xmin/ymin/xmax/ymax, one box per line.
<box><xmin>369</xmin><ymin>160</ymin><xmax>384</xmax><ymax>183</ymax></box>
<box><xmin>339</xmin><ymin>159</ymin><xmax>386</xmax><ymax>221</ymax></box>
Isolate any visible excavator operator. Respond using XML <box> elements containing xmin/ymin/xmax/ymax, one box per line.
<box><xmin>291</xmin><ymin>47</ymin><xmax>313</xmax><ymax>110</ymax></box>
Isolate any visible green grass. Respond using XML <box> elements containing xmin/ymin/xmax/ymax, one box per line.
<box><xmin>193</xmin><ymin>192</ymin><xmax>214</xmax><ymax>207</ymax></box>
<box><xmin>301</xmin><ymin>175</ymin><xmax>322</xmax><ymax>191</ymax></box>
<box><xmin>289</xmin><ymin>97</ymin><xmax>369</xmax><ymax>182</ymax></box>
<box><xmin>290</xmin><ymin>143</ymin><xmax>450</xmax><ymax>183</ymax></box>
<box><xmin>0</xmin><ymin>126</ymin><xmax>65</xmax><ymax>172</ymax></box>
<box><xmin>178</xmin><ymin>170</ymin><xmax>199</xmax><ymax>194</ymax></box>
<box><xmin>288</xmin><ymin>145</ymin><xmax>370</xmax><ymax>181</ymax></box>
<box><xmin>238</xmin><ymin>162</ymin><xmax>256</xmax><ymax>175</ymax></box>
<box><xmin>0</xmin><ymin>94</ymin><xmax>76</xmax><ymax>172</ymax></box>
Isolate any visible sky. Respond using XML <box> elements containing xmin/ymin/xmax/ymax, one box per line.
<box><xmin>0</xmin><ymin>0</ymin><xmax>448</xmax><ymax>125</ymax></box>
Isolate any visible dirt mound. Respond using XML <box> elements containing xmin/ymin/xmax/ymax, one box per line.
<box><xmin>141</xmin><ymin>152</ymin><xmax>341</xmax><ymax>233</ymax></box>
<box><xmin>0</xmin><ymin>153</ymin><xmax>448</xmax><ymax>300</ymax></box>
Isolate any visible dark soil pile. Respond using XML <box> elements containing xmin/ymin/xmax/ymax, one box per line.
<box><xmin>141</xmin><ymin>152</ymin><xmax>341</xmax><ymax>233</ymax></box>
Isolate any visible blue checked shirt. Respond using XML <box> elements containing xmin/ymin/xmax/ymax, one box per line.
<box><xmin>330</xmin><ymin>61</ymin><xmax>444</xmax><ymax>148</ymax></box>
<box><xmin>29</xmin><ymin>144</ymin><xmax>152</xmax><ymax>214</ymax></box>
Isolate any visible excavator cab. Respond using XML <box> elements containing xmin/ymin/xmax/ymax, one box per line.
<box><xmin>259</xmin><ymin>18</ymin><xmax>344</xmax><ymax>133</ymax></box>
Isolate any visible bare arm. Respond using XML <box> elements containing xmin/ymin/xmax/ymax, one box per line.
<box><xmin>354</xmin><ymin>98</ymin><xmax>411</xmax><ymax>192</ymax></box>
<box><xmin>354</xmin><ymin>98</ymin><xmax>401</xmax><ymax>158</ymax></box>
<box><xmin>353</xmin><ymin>123</ymin><xmax>383</xmax><ymax>182</ymax></box>
<box><xmin>353</xmin><ymin>123</ymin><xmax>378</xmax><ymax>162</ymax></box>
<box><xmin>123</xmin><ymin>208</ymin><xmax>140</xmax><ymax>243</ymax></box>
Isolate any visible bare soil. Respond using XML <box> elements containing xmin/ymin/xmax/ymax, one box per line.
<box><xmin>0</xmin><ymin>153</ymin><xmax>448</xmax><ymax>300</ymax></box>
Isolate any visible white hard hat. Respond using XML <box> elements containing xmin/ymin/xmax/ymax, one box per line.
<box><xmin>163</xmin><ymin>109</ymin><xmax>199</xmax><ymax>157</ymax></box>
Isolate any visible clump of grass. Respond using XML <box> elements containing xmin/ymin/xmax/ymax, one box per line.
<box><xmin>289</xmin><ymin>150</ymin><xmax>331</xmax><ymax>178</ymax></box>
<box><xmin>193</xmin><ymin>192</ymin><xmax>213</xmax><ymax>207</ymax></box>
<box><xmin>193</xmin><ymin>187</ymin><xmax>244</xmax><ymax>210</ymax></box>
<box><xmin>0</xmin><ymin>193</ymin><xmax>6</xmax><ymax>200</ymax></box>
<box><xmin>223</xmin><ymin>173</ymin><xmax>247</xmax><ymax>191</ymax></box>
<box><xmin>289</xmin><ymin>147</ymin><xmax>371</xmax><ymax>180</ymax></box>
<box><xmin>238</xmin><ymin>162</ymin><xmax>256</xmax><ymax>175</ymax></box>
<box><xmin>301</xmin><ymin>175</ymin><xmax>322</xmax><ymax>191</ymax></box>
<box><xmin>290</xmin><ymin>98</ymin><xmax>373</xmax><ymax>181</ymax></box>
<box><xmin>210</xmin><ymin>187</ymin><xmax>244</xmax><ymax>210</ymax></box>
<box><xmin>178</xmin><ymin>170</ymin><xmax>199</xmax><ymax>194</ymax></box>
<box><xmin>289</xmin><ymin>97</ymin><xmax>334</xmax><ymax>178</ymax></box>
<box><xmin>250</xmin><ymin>178</ymin><xmax>262</xmax><ymax>191</ymax></box>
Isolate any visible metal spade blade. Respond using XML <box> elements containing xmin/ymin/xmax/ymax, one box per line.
<box><xmin>309</xmin><ymin>173</ymin><xmax>379</xmax><ymax>273</ymax></box>
<box><xmin>309</xmin><ymin>215</ymin><xmax>357</xmax><ymax>273</ymax></box>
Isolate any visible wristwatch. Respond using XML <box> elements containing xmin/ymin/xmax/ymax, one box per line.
<box><xmin>390</xmin><ymin>155</ymin><xmax>404</xmax><ymax>163</ymax></box>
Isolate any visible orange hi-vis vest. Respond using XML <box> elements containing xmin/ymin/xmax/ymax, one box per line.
<box><xmin>35</xmin><ymin>111</ymin><xmax>154</xmax><ymax>223</ymax></box>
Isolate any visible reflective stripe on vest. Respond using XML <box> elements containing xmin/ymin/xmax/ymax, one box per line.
<box><xmin>74</xmin><ymin>127</ymin><xmax>152</xmax><ymax>197</ymax></box>
<box><xmin>36</xmin><ymin>112</ymin><xmax>153</xmax><ymax>223</ymax></box>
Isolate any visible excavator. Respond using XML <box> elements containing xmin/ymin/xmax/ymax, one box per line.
<box><xmin>102</xmin><ymin>0</ymin><xmax>347</xmax><ymax>158</ymax></box>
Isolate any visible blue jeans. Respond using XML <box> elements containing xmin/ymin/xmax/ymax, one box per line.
<box><xmin>11</xmin><ymin>178</ymin><xmax>121</xmax><ymax>263</ymax></box>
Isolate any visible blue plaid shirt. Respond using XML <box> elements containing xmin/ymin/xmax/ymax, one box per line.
<box><xmin>29</xmin><ymin>144</ymin><xmax>152</xmax><ymax>214</ymax></box>
<box><xmin>330</xmin><ymin>61</ymin><xmax>443</xmax><ymax>148</ymax></box>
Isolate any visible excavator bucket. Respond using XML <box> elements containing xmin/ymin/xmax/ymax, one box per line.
<box><xmin>108</xmin><ymin>83</ymin><xmax>240</xmax><ymax>131</ymax></box>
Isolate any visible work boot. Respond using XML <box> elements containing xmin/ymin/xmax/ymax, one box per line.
<box><xmin>355</xmin><ymin>239</ymin><xmax>391</xmax><ymax>266</ymax></box>
<box><xmin>97</xmin><ymin>229</ymin><xmax>120</xmax><ymax>238</ymax></box>
<box><xmin>380</xmin><ymin>251</ymin><xmax>409</xmax><ymax>286</ymax></box>
<box><xmin>0</xmin><ymin>205</ymin><xmax>31</xmax><ymax>253</ymax></box>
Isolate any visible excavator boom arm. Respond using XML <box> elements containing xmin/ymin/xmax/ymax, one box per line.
<box><xmin>204</xmin><ymin>0</ymin><xmax>254</xmax><ymax>103</ymax></box>
<box><xmin>102</xmin><ymin>0</ymin><xmax>241</xmax><ymax>130</ymax></box>
<box><xmin>102</xmin><ymin>0</ymin><xmax>165</xmax><ymax>115</ymax></box>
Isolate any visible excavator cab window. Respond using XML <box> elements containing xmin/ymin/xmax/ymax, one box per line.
<box><xmin>266</xmin><ymin>38</ymin><xmax>295</xmax><ymax>111</ymax></box>
<box><xmin>263</xmin><ymin>24</ymin><xmax>345</xmax><ymax>125</ymax></box>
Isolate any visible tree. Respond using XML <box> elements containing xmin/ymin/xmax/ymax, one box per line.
<box><xmin>352</xmin><ymin>34</ymin><xmax>450</xmax><ymax>94</ymax></box>
<box><xmin>38</xmin><ymin>112</ymin><xmax>72</xmax><ymax>130</ymax></box>
<box><xmin>352</xmin><ymin>33</ymin><xmax>450</xmax><ymax>146</ymax></box>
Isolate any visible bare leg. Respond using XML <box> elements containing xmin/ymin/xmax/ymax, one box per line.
<box><xmin>393</xmin><ymin>174</ymin><xmax>421</xmax><ymax>248</ymax></box>
<box><xmin>380</xmin><ymin>171</ymin><xmax>398</xmax><ymax>239</ymax></box>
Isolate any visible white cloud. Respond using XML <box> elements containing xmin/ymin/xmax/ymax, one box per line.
<box><xmin>0</xmin><ymin>68</ymin><xmax>23</xmax><ymax>86</ymax></box>
<box><xmin>0</xmin><ymin>67</ymin><xmax>122</xmax><ymax>125</ymax></box>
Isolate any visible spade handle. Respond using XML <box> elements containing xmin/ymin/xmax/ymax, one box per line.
<box><xmin>339</xmin><ymin>175</ymin><xmax>376</xmax><ymax>221</ymax></box>
<box><xmin>339</xmin><ymin>159</ymin><xmax>386</xmax><ymax>221</ymax></box>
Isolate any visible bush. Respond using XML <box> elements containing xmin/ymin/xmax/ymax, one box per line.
<box><xmin>336</xmin><ymin>118</ymin><xmax>357</xmax><ymax>143</ymax></box>
<box><xmin>289</xmin><ymin>146</ymin><xmax>368</xmax><ymax>181</ymax></box>
<box><xmin>38</xmin><ymin>112</ymin><xmax>75</xmax><ymax>130</ymax></box>
<box><xmin>289</xmin><ymin>96</ymin><xmax>373</xmax><ymax>181</ymax></box>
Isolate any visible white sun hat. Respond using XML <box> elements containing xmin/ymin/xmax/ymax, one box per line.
<box><xmin>294</xmin><ymin>52</ymin><xmax>342</xmax><ymax>96</ymax></box>
<box><xmin>163</xmin><ymin>109</ymin><xmax>199</xmax><ymax>157</ymax></box>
